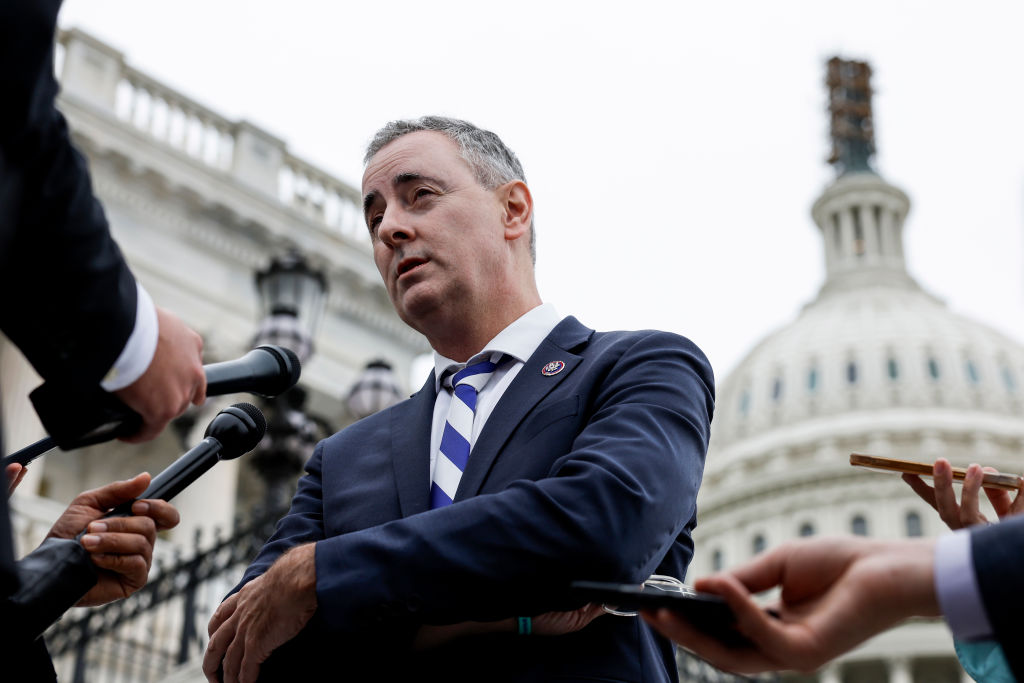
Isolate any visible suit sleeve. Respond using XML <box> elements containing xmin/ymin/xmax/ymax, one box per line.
<box><xmin>969</xmin><ymin>515</ymin><xmax>1024</xmax><ymax>681</ymax></box>
<box><xmin>302</xmin><ymin>331</ymin><xmax>713</xmax><ymax>631</ymax></box>
<box><xmin>0</xmin><ymin>0</ymin><xmax>138</xmax><ymax>388</ymax></box>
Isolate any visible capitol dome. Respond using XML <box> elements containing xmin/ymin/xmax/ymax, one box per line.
<box><xmin>688</xmin><ymin>58</ymin><xmax>1024</xmax><ymax>683</ymax></box>
<box><xmin>713</xmin><ymin>172</ymin><xmax>1024</xmax><ymax>453</ymax></box>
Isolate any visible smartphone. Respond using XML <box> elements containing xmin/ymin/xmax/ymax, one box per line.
<box><xmin>850</xmin><ymin>453</ymin><xmax>1023</xmax><ymax>492</ymax></box>
<box><xmin>568</xmin><ymin>580</ymin><xmax>758</xmax><ymax>647</ymax></box>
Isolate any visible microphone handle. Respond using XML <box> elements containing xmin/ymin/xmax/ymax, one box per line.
<box><xmin>6</xmin><ymin>347</ymin><xmax>288</xmax><ymax>464</ymax></box>
<box><xmin>205</xmin><ymin>359</ymin><xmax>266</xmax><ymax>395</ymax></box>
<box><xmin>95</xmin><ymin>437</ymin><xmax>223</xmax><ymax>522</ymax></box>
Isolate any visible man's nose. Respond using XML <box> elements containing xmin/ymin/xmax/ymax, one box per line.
<box><xmin>378</xmin><ymin>208</ymin><xmax>414</xmax><ymax>246</ymax></box>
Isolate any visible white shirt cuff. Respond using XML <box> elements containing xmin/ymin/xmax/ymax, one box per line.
<box><xmin>935</xmin><ymin>529</ymin><xmax>994</xmax><ymax>641</ymax></box>
<box><xmin>100</xmin><ymin>282</ymin><xmax>158</xmax><ymax>391</ymax></box>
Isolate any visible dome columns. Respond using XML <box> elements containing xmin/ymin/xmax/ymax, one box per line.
<box><xmin>812</xmin><ymin>173</ymin><xmax>912</xmax><ymax>290</ymax></box>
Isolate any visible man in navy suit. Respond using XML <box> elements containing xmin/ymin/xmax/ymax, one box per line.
<box><xmin>204</xmin><ymin>116</ymin><xmax>715</xmax><ymax>683</ymax></box>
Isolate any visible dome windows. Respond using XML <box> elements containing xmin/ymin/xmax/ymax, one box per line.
<box><xmin>711</xmin><ymin>549</ymin><xmax>723</xmax><ymax>572</ymax></box>
<box><xmin>887</xmin><ymin>356</ymin><xmax>900</xmax><ymax>381</ymax></box>
<box><xmin>965</xmin><ymin>359</ymin><xmax>980</xmax><ymax>385</ymax></box>
<box><xmin>771</xmin><ymin>377</ymin><xmax>784</xmax><ymax>402</ymax></box>
<box><xmin>751</xmin><ymin>534</ymin><xmax>766</xmax><ymax>555</ymax></box>
<box><xmin>846</xmin><ymin>360</ymin><xmax>859</xmax><ymax>385</ymax></box>
<box><xmin>798</xmin><ymin>522</ymin><xmax>815</xmax><ymax>537</ymax></box>
<box><xmin>851</xmin><ymin>514</ymin><xmax>869</xmax><ymax>536</ymax></box>
<box><xmin>1001</xmin><ymin>364</ymin><xmax>1016</xmax><ymax>393</ymax></box>
<box><xmin>738</xmin><ymin>389</ymin><xmax>751</xmax><ymax>417</ymax></box>
<box><xmin>807</xmin><ymin>365</ymin><xmax>819</xmax><ymax>393</ymax></box>
<box><xmin>927</xmin><ymin>356</ymin><xmax>941</xmax><ymax>381</ymax></box>
<box><xmin>905</xmin><ymin>511</ymin><xmax>923</xmax><ymax>537</ymax></box>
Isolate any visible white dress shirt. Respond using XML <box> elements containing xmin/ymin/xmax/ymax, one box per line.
<box><xmin>100</xmin><ymin>282</ymin><xmax>159</xmax><ymax>391</ymax></box>
<box><xmin>935</xmin><ymin>529</ymin><xmax>993</xmax><ymax>641</ymax></box>
<box><xmin>428</xmin><ymin>303</ymin><xmax>562</xmax><ymax>489</ymax></box>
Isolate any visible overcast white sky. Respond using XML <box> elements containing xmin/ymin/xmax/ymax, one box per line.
<box><xmin>59</xmin><ymin>0</ymin><xmax>1024</xmax><ymax>382</ymax></box>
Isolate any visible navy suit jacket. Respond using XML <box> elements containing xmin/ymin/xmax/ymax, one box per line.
<box><xmin>241</xmin><ymin>317</ymin><xmax>715</xmax><ymax>682</ymax></box>
<box><xmin>970</xmin><ymin>515</ymin><xmax>1024</xmax><ymax>680</ymax></box>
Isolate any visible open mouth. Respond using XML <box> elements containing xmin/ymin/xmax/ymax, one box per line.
<box><xmin>397</xmin><ymin>257</ymin><xmax>428</xmax><ymax>276</ymax></box>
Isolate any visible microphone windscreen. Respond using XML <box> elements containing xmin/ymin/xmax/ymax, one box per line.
<box><xmin>232</xmin><ymin>402</ymin><xmax>267</xmax><ymax>452</ymax></box>
<box><xmin>263</xmin><ymin>345</ymin><xmax>301</xmax><ymax>395</ymax></box>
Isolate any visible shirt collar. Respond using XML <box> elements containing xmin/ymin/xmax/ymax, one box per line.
<box><xmin>432</xmin><ymin>302</ymin><xmax>562</xmax><ymax>392</ymax></box>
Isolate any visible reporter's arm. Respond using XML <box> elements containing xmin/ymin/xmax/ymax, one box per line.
<box><xmin>642</xmin><ymin>537</ymin><xmax>939</xmax><ymax>674</ymax></box>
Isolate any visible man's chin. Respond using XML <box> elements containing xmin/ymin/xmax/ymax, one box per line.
<box><xmin>394</xmin><ymin>290</ymin><xmax>444</xmax><ymax>330</ymax></box>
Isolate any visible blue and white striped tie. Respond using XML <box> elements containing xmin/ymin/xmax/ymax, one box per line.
<box><xmin>430</xmin><ymin>353</ymin><xmax>503</xmax><ymax>509</ymax></box>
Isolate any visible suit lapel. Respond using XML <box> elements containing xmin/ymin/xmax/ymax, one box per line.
<box><xmin>455</xmin><ymin>317</ymin><xmax>593</xmax><ymax>501</ymax></box>
<box><xmin>390</xmin><ymin>372</ymin><xmax>437</xmax><ymax>517</ymax></box>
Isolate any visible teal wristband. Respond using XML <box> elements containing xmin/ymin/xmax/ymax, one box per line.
<box><xmin>517</xmin><ymin>616</ymin><xmax>532</xmax><ymax>636</ymax></box>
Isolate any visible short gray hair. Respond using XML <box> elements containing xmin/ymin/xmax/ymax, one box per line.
<box><xmin>364</xmin><ymin>116</ymin><xmax>535</xmax><ymax>262</ymax></box>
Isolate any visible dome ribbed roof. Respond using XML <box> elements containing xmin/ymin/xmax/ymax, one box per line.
<box><xmin>709</xmin><ymin>173</ymin><xmax>1024</xmax><ymax>455</ymax></box>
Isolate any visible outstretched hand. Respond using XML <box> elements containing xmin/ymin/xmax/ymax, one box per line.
<box><xmin>46</xmin><ymin>472</ymin><xmax>180</xmax><ymax>606</ymax></box>
<box><xmin>902</xmin><ymin>458</ymin><xmax>1024</xmax><ymax>530</ymax></box>
<box><xmin>642</xmin><ymin>537</ymin><xmax>940</xmax><ymax>674</ymax></box>
<box><xmin>5</xmin><ymin>462</ymin><xmax>27</xmax><ymax>495</ymax></box>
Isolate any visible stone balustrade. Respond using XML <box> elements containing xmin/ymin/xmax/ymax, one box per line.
<box><xmin>56</xmin><ymin>28</ymin><xmax>367</xmax><ymax>248</ymax></box>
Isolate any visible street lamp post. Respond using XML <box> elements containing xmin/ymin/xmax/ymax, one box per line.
<box><xmin>248</xmin><ymin>250</ymin><xmax>327</xmax><ymax>514</ymax></box>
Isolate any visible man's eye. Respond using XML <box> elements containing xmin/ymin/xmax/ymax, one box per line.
<box><xmin>414</xmin><ymin>188</ymin><xmax>434</xmax><ymax>199</ymax></box>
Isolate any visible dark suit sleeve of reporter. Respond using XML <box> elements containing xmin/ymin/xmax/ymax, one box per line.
<box><xmin>969</xmin><ymin>515</ymin><xmax>1024</xmax><ymax>681</ymax></box>
<box><xmin>0</xmin><ymin>0</ymin><xmax>137</xmax><ymax>617</ymax></box>
<box><xmin>315</xmin><ymin>330</ymin><xmax>714</xmax><ymax>630</ymax></box>
<box><xmin>0</xmin><ymin>0</ymin><xmax>138</xmax><ymax>389</ymax></box>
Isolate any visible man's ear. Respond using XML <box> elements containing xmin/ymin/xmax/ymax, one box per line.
<box><xmin>500</xmin><ymin>180</ymin><xmax>533</xmax><ymax>243</ymax></box>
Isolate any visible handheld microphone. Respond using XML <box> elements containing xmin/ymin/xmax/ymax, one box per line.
<box><xmin>205</xmin><ymin>345</ymin><xmax>301</xmax><ymax>398</ymax></box>
<box><xmin>90</xmin><ymin>403</ymin><xmax>266</xmax><ymax>523</ymax></box>
<box><xmin>6</xmin><ymin>346</ymin><xmax>297</xmax><ymax>465</ymax></box>
<box><xmin>5</xmin><ymin>401</ymin><xmax>263</xmax><ymax>644</ymax></box>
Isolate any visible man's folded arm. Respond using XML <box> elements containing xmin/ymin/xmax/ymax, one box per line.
<box><xmin>310</xmin><ymin>331</ymin><xmax>714</xmax><ymax>630</ymax></box>
<box><xmin>233</xmin><ymin>441</ymin><xmax>328</xmax><ymax>593</ymax></box>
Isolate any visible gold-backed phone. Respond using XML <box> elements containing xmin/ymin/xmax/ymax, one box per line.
<box><xmin>850</xmin><ymin>453</ymin><xmax>1023</xmax><ymax>492</ymax></box>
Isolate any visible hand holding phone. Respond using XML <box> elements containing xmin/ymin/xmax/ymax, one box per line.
<box><xmin>569</xmin><ymin>580</ymin><xmax>777</xmax><ymax>647</ymax></box>
<box><xmin>850</xmin><ymin>453</ymin><xmax>1023</xmax><ymax>491</ymax></box>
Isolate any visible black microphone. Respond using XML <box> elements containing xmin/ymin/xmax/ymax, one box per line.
<box><xmin>91</xmin><ymin>403</ymin><xmax>266</xmax><ymax>523</ymax></box>
<box><xmin>205</xmin><ymin>345</ymin><xmax>301</xmax><ymax>398</ymax></box>
<box><xmin>6</xmin><ymin>346</ymin><xmax>298</xmax><ymax>465</ymax></box>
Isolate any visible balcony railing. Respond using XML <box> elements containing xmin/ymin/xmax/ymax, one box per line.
<box><xmin>56</xmin><ymin>28</ymin><xmax>367</xmax><ymax>246</ymax></box>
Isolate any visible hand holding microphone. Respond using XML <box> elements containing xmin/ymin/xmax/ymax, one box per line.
<box><xmin>115</xmin><ymin>306</ymin><xmax>207</xmax><ymax>444</ymax></box>
<box><xmin>5</xmin><ymin>345</ymin><xmax>298</xmax><ymax>466</ymax></box>
<box><xmin>13</xmin><ymin>404</ymin><xmax>267</xmax><ymax>638</ymax></box>
<box><xmin>89</xmin><ymin>402</ymin><xmax>267</xmax><ymax>522</ymax></box>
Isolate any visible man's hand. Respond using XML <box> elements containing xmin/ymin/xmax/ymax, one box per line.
<box><xmin>5</xmin><ymin>462</ymin><xmax>27</xmax><ymax>495</ymax></box>
<box><xmin>204</xmin><ymin>544</ymin><xmax>318</xmax><ymax>683</ymax></box>
<box><xmin>413</xmin><ymin>603</ymin><xmax>605</xmax><ymax>650</ymax></box>
<box><xmin>45</xmin><ymin>472</ymin><xmax>180</xmax><ymax>606</ymax></box>
<box><xmin>642</xmin><ymin>537</ymin><xmax>939</xmax><ymax>674</ymax></box>
<box><xmin>903</xmin><ymin>458</ymin><xmax>1024</xmax><ymax>530</ymax></box>
<box><xmin>531</xmin><ymin>603</ymin><xmax>605</xmax><ymax>635</ymax></box>
<box><xmin>115</xmin><ymin>306</ymin><xmax>206</xmax><ymax>443</ymax></box>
